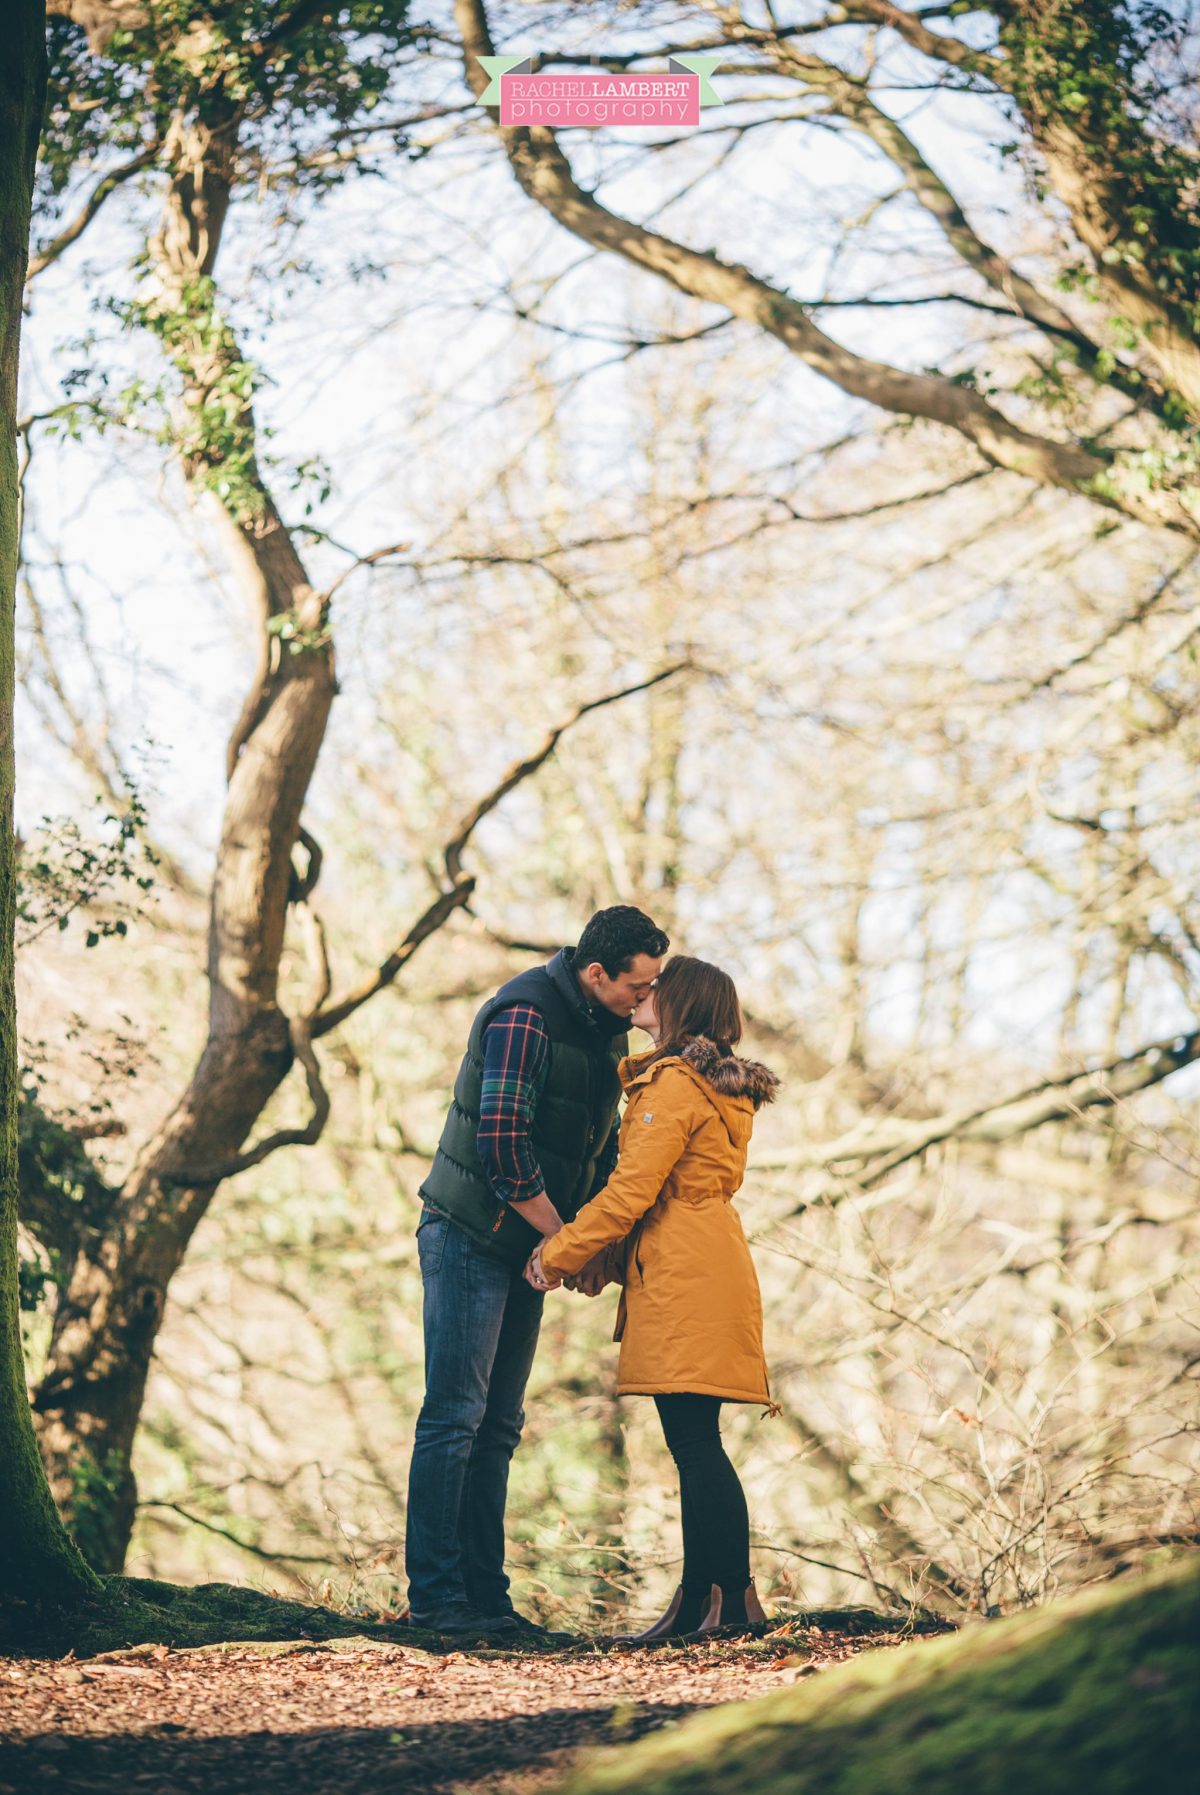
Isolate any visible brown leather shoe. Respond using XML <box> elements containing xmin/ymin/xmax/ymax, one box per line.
<box><xmin>684</xmin><ymin>1579</ymin><xmax>770</xmax><ymax>1640</ymax></box>
<box><xmin>612</xmin><ymin>1582</ymin><xmax>720</xmax><ymax>1644</ymax></box>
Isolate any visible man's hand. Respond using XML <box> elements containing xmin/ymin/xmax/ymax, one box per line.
<box><xmin>524</xmin><ymin>1245</ymin><xmax>561</xmax><ymax>1292</ymax></box>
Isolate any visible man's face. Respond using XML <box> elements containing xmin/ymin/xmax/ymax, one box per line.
<box><xmin>579</xmin><ymin>952</ymin><xmax>663</xmax><ymax>1018</ymax></box>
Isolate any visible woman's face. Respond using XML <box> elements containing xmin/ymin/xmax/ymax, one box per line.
<box><xmin>630</xmin><ymin>986</ymin><xmax>660</xmax><ymax>1037</ymax></box>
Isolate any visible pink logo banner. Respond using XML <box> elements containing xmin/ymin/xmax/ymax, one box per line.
<box><xmin>501</xmin><ymin>73</ymin><xmax>700</xmax><ymax>128</ymax></box>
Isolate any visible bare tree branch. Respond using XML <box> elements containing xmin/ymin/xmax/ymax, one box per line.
<box><xmin>451</xmin><ymin>0</ymin><xmax>1193</xmax><ymax>538</ymax></box>
<box><xmin>443</xmin><ymin>662</ymin><xmax>690</xmax><ymax>882</ymax></box>
<box><xmin>26</xmin><ymin>142</ymin><xmax>160</xmax><ymax>282</ymax></box>
<box><xmin>754</xmin><ymin>1028</ymin><xmax>1200</xmax><ymax>1212</ymax></box>
<box><xmin>313</xmin><ymin>662</ymin><xmax>690</xmax><ymax>1037</ymax></box>
<box><xmin>136</xmin><ymin>1499</ymin><xmax>334</xmax><ymax>1565</ymax></box>
<box><xmin>831</xmin><ymin>1</ymin><xmax>1005</xmax><ymax>81</ymax></box>
<box><xmin>317</xmin><ymin>539</ymin><xmax>412</xmax><ymax>608</ymax></box>
<box><xmin>311</xmin><ymin>881</ymin><xmax>478</xmax><ymax>1042</ymax></box>
<box><xmin>831</xmin><ymin>0</ymin><xmax>1200</xmax><ymax>412</ymax></box>
<box><xmin>759</xmin><ymin>42</ymin><xmax>1172</xmax><ymax>417</ymax></box>
<box><xmin>776</xmin><ymin>1402</ymin><xmax>971</xmax><ymax>1610</ymax></box>
<box><xmin>173</xmin><ymin>895</ymin><xmax>335</xmax><ymax>1184</ymax></box>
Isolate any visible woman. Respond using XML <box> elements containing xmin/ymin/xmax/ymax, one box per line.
<box><xmin>526</xmin><ymin>954</ymin><xmax>780</xmax><ymax>1641</ymax></box>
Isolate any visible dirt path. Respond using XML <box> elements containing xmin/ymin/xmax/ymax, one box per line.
<box><xmin>0</xmin><ymin>1619</ymin><xmax>926</xmax><ymax>1794</ymax></box>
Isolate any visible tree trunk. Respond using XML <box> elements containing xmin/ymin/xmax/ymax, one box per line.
<box><xmin>29</xmin><ymin>90</ymin><xmax>338</xmax><ymax>1572</ymax></box>
<box><xmin>0</xmin><ymin>0</ymin><xmax>100</xmax><ymax>1608</ymax></box>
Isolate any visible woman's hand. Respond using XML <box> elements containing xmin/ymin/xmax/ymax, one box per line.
<box><xmin>570</xmin><ymin>1250</ymin><xmax>612</xmax><ymax>1297</ymax></box>
<box><xmin>524</xmin><ymin>1245</ymin><xmax>561</xmax><ymax>1292</ymax></box>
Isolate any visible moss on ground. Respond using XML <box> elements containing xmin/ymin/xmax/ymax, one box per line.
<box><xmin>559</xmin><ymin>1555</ymin><xmax>1200</xmax><ymax>1795</ymax></box>
<box><xmin>0</xmin><ymin>1575</ymin><xmax>456</xmax><ymax>1657</ymax></box>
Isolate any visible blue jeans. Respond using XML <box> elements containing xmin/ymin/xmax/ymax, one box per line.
<box><xmin>405</xmin><ymin>1206</ymin><xmax>544</xmax><ymax>1618</ymax></box>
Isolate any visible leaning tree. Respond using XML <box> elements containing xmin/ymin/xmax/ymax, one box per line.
<box><xmin>1</xmin><ymin>0</ymin><xmax>99</xmax><ymax>1611</ymax></box>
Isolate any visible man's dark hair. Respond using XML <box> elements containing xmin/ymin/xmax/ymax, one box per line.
<box><xmin>574</xmin><ymin>906</ymin><xmax>669</xmax><ymax>978</ymax></box>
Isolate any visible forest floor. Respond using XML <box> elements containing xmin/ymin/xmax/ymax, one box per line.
<box><xmin>0</xmin><ymin>1609</ymin><xmax>942</xmax><ymax>1794</ymax></box>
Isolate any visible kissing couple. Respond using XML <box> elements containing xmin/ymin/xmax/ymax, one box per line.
<box><xmin>404</xmin><ymin>906</ymin><xmax>780</xmax><ymax>1643</ymax></box>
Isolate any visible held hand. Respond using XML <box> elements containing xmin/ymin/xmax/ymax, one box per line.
<box><xmin>524</xmin><ymin>1246</ymin><xmax>561</xmax><ymax>1293</ymax></box>
<box><xmin>571</xmin><ymin>1251</ymin><xmax>610</xmax><ymax>1298</ymax></box>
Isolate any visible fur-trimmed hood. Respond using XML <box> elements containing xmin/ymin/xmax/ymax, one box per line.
<box><xmin>677</xmin><ymin>1035</ymin><xmax>780</xmax><ymax>1109</ymax></box>
<box><xmin>620</xmin><ymin>1036</ymin><xmax>781</xmax><ymax>1109</ymax></box>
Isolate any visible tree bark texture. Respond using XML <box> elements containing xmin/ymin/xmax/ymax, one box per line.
<box><xmin>29</xmin><ymin>46</ymin><xmax>337</xmax><ymax>1571</ymax></box>
<box><xmin>0</xmin><ymin>0</ymin><xmax>100</xmax><ymax>1608</ymax></box>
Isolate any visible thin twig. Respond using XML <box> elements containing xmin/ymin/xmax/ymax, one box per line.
<box><xmin>137</xmin><ymin>1500</ymin><xmax>335</xmax><ymax>1565</ymax></box>
<box><xmin>27</xmin><ymin>143</ymin><xmax>161</xmax><ymax>281</ymax></box>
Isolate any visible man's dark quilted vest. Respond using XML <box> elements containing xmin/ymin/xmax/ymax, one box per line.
<box><xmin>418</xmin><ymin>948</ymin><xmax>629</xmax><ymax>1267</ymax></box>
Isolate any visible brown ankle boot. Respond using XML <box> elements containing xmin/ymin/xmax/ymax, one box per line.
<box><xmin>686</xmin><ymin>1580</ymin><xmax>770</xmax><ymax>1640</ymax></box>
<box><xmin>613</xmin><ymin>1582</ymin><xmax>720</xmax><ymax>1644</ymax></box>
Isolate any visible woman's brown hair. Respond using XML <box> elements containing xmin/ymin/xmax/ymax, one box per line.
<box><xmin>649</xmin><ymin>955</ymin><xmax>743</xmax><ymax>1060</ymax></box>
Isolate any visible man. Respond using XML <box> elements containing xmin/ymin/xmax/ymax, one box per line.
<box><xmin>405</xmin><ymin>906</ymin><xmax>669</xmax><ymax>1639</ymax></box>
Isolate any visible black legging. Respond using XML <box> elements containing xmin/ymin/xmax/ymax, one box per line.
<box><xmin>654</xmin><ymin>1392</ymin><xmax>751</xmax><ymax>1602</ymax></box>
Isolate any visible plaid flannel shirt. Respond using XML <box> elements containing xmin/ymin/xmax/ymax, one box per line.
<box><xmin>477</xmin><ymin>1003</ymin><xmax>620</xmax><ymax>1207</ymax></box>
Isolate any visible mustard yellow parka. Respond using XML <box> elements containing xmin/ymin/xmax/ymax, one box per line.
<box><xmin>538</xmin><ymin>1035</ymin><xmax>779</xmax><ymax>1404</ymax></box>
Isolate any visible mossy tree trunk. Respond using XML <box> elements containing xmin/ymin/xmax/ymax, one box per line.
<box><xmin>29</xmin><ymin>42</ymin><xmax>337</xmax><ymax>1573</ymax></box>
<box><xmin>0</xmin><ymin>0</ymin><xmax>100</xmax><ymax>1610</ymax></box>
